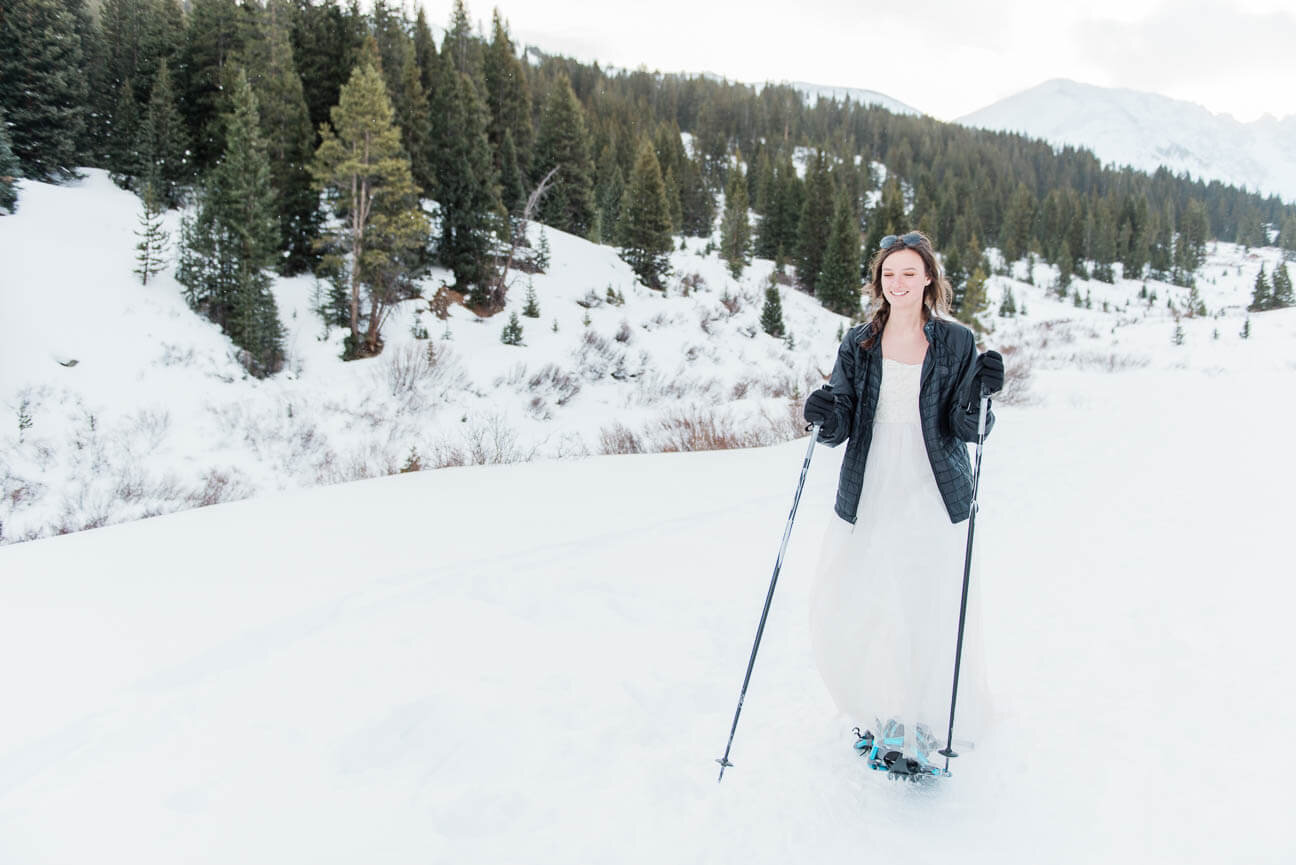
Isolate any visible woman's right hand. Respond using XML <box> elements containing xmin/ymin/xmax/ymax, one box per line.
<box><xmin>803</xmin><ymin>385</ymin><xmax>836</xmax><ymax>428</ymax></box>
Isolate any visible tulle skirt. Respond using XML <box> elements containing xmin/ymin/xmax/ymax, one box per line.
<box><xmin>810</xmin><ymin>420</ymin><xmax>989</xmax><ymax>750</ymax></box>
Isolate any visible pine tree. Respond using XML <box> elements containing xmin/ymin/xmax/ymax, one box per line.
<box><xmin>999</xmin><ymin>285</ymin><xmax>1017</xmax><ymax>317</ymax></box>
<box><xmin>134</xmin><ymin>58</ymin><xmax>189</xmax><ymax>206</ymax></box>
<box><xmin>663</xmin><ymin>166</ymin><xmax>684</xmax><ymax>236</ymax></box>
<box><xmin>484</xmin><ymin>10</ymin><xmax>532</xmax><ymax>193</ymax></box>
<box><xmin>618</xmin><ymin>140</ymin><xmax>673</xmax><ymax>289</ymax></box>
<box><xmin>1272</xmin><ymin>263</ymin><xmax>1295</xmax><ymax>308</ymax></box>
<box><xmin>497</xmin><ymin>128</ymin><xmax>525</xmax><ymax>214</ymax></box>
<box><xmin>291</xmin><ymin>0</ymin><xmax>366</xmax><ymax>136</ymax></box>
<box><xmin>999</xmin><ymin>183</ymin><xmax>1034</xmax><ymax>264</ymax></box>
<box><xmin>0</xmin><ymin>111</ymin><xmax>18</xmax><ymax>214</ymax></box>
<box><xmin>1174</xmin><ymin>199</ymin><xmax>1209</xmax><ymax>285</ymax></box>
<box><xmin>312</xmin><ymin>61</ymin><xmax>429</xmax><ymax>357</ymax></box>
<box><xmin>678</xmin><ymin>154</ymin><xmax>714</xmax><ymax>238</ymax></box>
<box><xmin>179</xmin><ymin>0</ymin><xmax>251</xmax><ymax>172</ymax></box>
<box><xmin>534</xmin><ymin>74</ymin><xmax>596</xmax><ymax>236</ymax></box>
<box><xmin>500</xmin><ymin>310</ymin><xmax>523</xmax><ymax>345</ymax></box>
<box><xmin>109</xmin><ymin>80</ymin><xmax>143</xmax><ymax>182</ymax></box>
<box><xmin>796</xmin><ymin>151</ymin><xmax>834</xmax><ymax>293</ymax></box>
<box><xmin>442</xmin><ymin>0</ymin><xmax>484</xmax><ymax>84</ymax></box>
<box><xmin>522</xmin><ymin>281</ymin><xmax>540</xmax><ymax>318</ymax></box>
<box><xmin>760</xmin><ymin>279</ymin><xmax>785</xmax><ymax>337</ymax></box>
<box><xmin>429</xmin><ymin>59</ymin><xmax>502</xmax><ymax>301</ymax></box>
<box><xmin>1173</xmin><ymin>320</ymin><xmax>1185</xmax><ymax>346</ymax></box>
<box><xmin>957</xmin><ymin>265</ymin><xmax>990</xmax><ymax>332</ymax></box>
<box><xmin>1248</xmin><ymin>266</ymin><xmax>1272</xmax><ymax>312</ymax></box>
<box><xmin>816</xmin><ymin>189</ymin><xmax>862</xmax><ymax>317</ymax></box>
<box><xmin>177</xmin><ymin>67</ymin><xmax>284</xmax><ymax>376</ymax></box>
<box><xmin>243</xmin><ymin>0</ymin><xmax>319</xmax><ymax>274</ymax></box>
<box><xmin>719</xmin><ymin>160</ymin><xmax>750</xmax><ymax>278</ymax></box>
<box><xmin>134</xmin><ymin>182</ymin><xmax>170</xmax><ymax>283</ymax></box>
<box><xmin>0</xmin><ymin>0</ymin><xmax>88</xmax><ymax>181</ymax></box>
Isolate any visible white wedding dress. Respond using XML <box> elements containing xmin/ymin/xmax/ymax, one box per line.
<box><xmin>809</xmin><ymin>357</ymin><xmax>989</xmax><ymax>756</ymax></box>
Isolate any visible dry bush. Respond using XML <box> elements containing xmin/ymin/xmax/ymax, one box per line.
<box><xmin>720</xmin><ymin>290</ymin><xmax>743</xmax><ymax>315</ymax></box>
<box><xmin>576</xmin><ymin>289</ymin><xmax>604</xmax><ymax>309</ymax></box>
<box><xmin>528</xmin><ymin>363</ymin><xmax>581</xmax><ymax>406</ymax></box>
<box><xmin>614</xmin><ymin>320</ymin><xmax>633</xmax><ymax>343</ymax></box>
<box><xmin>599</xmin><ymin>422</ymin><xmax>644</xmax><ymax>455</ymax></box>
<box><xmin>678</xmin><ymin>272</ymin><xmax>707</xmax><ymax>295</ymax></box>
<box><xmin>431</xmin><ymin>414</ymin><xmax>534</xmax><ymax>467</ymax></box>
<box><xmin>386</xmin><ymin>342</ymin><xmax>439</xmax><ymax>396</ymax></box>
<box><xmin>186</xmin><ymin>468</ymin><xmax>250</xmax><ymax>508</ymax></box>
<box><xmin>994</xmin><ymin>345</ymin><xmax>1038</xmax><ymax>406</ymax></box>
<box><xmin>653</xmin><ymin>409</ymin><xmax>768</xmax><ymax>452</ymax></box>
<box><xmin>129</xmin><ymin>408</ymin><xmax>171</xmax><ymax>452</ymax></box>
<box><xmin>1064</xmin><ymin>351</ymin><xmax>1151</xmax><ymax>372</ymax></box>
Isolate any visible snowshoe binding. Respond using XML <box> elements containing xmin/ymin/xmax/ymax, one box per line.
<box><xmin>852</xmin><ymin>723</ymin><xmax>950</xmax><ymax>781</ymax></box>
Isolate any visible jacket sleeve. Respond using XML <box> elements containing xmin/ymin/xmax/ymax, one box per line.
<box><xmin>817</xmin><ymin>332</ymin><xmax>857</xmax><ymax>447</ymax></box>
<box><xmin>948</xmin><ymin>335</ymin><xmax>996</xmax><ymax>443</ymax></box>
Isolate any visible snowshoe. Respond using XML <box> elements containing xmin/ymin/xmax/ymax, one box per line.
<box><xmin>852</xmin><ymin>726</ymin><xmax>949</xmax><ymax>780</ymax></box>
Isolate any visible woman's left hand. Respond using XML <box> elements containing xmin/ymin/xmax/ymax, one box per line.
<box><xmin>973</xmin><ymin>351</ymin><xmax>1004</xmax><ymax>396</ymax></box>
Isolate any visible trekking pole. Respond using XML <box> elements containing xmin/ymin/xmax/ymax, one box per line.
<box><xmin>716</xmin><ymin>424</ymin><xmax>820</xmax><ymax>782</ymax></box>
<box><xmin>938</xmin><ymin>387</ymin><xmax>991</xmax><ymax>773</ymax></box>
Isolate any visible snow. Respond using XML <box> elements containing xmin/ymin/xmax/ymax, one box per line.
<box><xmin>957</xmin><ymin>79</ymin><xmax>1296</xmax><ymax>205</ymax></box>
<box><xmin>2</xmin><ymin>169</ymin><xmax>1296</xmax><ymax>863</ymax></box>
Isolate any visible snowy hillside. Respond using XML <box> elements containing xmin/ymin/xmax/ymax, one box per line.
<box><xmin>781</xmin><ymin>81</ymin><xmax>920</xmax><ymax>117</ymax></box>
<box><xmin>1</xmin><ymin>321</ymin><xmax>1293</xmax><ymax>862</ymax></box>
<box><xmin>0</xmin><ymin>170</ymin><xmax>842</xmax><ymax>543</ymax></box>
<box><xmin>2</xmin><ymin>162</ymin><xmax>1296</xmax><ymax>863</ymax></box>
<box><xmin>3</xmin><ymin>169</ymin><xmax>1294</xmax><ymax>548</ymax></box>
<box><xmin>958</xmin><ymin>79</ymin><xmax>1296</xmax><ymax>204</ymax></box>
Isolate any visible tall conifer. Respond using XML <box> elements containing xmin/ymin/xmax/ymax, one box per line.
<box><xmin>0</xmin><ymin>111</ymin><xmax>20</xmax><ymax>213</ymax></box>
<box><xmin>618</xmin><ymin>140</ymin><xmax>673</xmax><ymax>289</ymax></box>
<box><xmin>720</xmin><ymin>161</ymin><xmax>750</xmax><ymax>278</ymax></box>
<box><xmin>312</xmin><ymin>61</ymin><xmax>429</xmax><ymax>356</ymax></box>
<box><xmin>135</xmin><ymin>58</ymin><xmax>190</xmax><ymax>206</ymax></box>
<box><xmin>428</xmin><ymin>57</ymin><xmax>501</xmax><ymax>300</ymax></box>
<box><xmin>0</xmin><ymin>0</ymin><xmax>88</xmax><ymax>181</ymax></box>
<box><xmin>178</xmin><ymin>67</ymin><xmax>284</xmax><ymax>376</ymax></box>
<box><xmin>816</xmin><ymin>189</ymin><xmax>862</xmax><ymax>317</ymax></box>
<box><xmin>533</xmin><ymin>75</ymin><xmax>596</xmax><ymax>236</ymax></box>
<box><xmin>484</xmin><ymin>10</ymin><xmax>533</xmax><ymax>193</ymax></box>
<box><xmin>243</xmin><ymin>0</ymin><xmax>319</xmax><ymax>273</ymax></box>
<box><xmin>796</xmin><ymin>151</ymin><xmax>834</xmax><ymax>293</ymax></box>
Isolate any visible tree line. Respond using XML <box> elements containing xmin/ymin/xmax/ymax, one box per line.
<box><xmin>3</xmin><ymin>0</ymin><xmax>1295</xmax><ymax>373</ymax></box>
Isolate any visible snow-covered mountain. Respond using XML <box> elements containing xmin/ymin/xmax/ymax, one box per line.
<box><xmin>958</xmin><ymin>79</ymin><xmax>1296</xmax><ymax>204</ymax></box>
<box><xmin>783</xmin><ymin>80</ymin><xmax>920</xmax><ymax>116</ymax></box>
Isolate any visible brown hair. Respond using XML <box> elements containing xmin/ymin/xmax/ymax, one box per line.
<box><xmin>859</xmin><ymin>230</ymin><xmax>953</xmax><ymax>349</ymax></box>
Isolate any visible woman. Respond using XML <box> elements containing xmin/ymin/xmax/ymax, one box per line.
<box><xmin>801</xmin><ymin>231</ymin><xmax>1004</xmax><ymax>772</ymax></box>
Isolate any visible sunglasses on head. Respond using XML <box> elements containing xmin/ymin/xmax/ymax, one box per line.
<box><xmin>879</xmin><ymin>232</ymin><xmax>923</xmax><ymax>251</ymax></box>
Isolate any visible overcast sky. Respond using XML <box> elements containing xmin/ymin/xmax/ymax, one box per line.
<box><xmin>418</xmin><ymin>0</ymin><xmax>1296</xmax><ymax>124</ymax></box>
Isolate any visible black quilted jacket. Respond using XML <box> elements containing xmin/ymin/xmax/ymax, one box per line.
<box><xmin>817</xmin><ymin>317</ymin><xmax>995</xmax><ymax>524</ymax></box>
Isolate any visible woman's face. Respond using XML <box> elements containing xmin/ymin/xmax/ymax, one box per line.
<box><xmin>880</xmin><ymin>248</ymin><xmax>930</xmax><ymax>315</ymax></box>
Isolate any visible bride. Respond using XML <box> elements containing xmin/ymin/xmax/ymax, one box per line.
<box><xmin>801</xmin><ymin>230</ymin><xmax>1004</xmax><ymax>770</ymax></box>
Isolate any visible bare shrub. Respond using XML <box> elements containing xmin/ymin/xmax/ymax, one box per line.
<box><xmin>527</xmin><ymin>363</ymin><xmax>580</xmax><ymax>406</ymax></box>
<box><xmin>994</xmin><ymin>345</ymin><xmax>1038</xmax><ymax>406</ymax></box>
<box><xmin>130</xmin><ymin>408</ymin><xmax>171</xmax><ymax>452</ymax></box>
<box><xmin>614</xmin><ymin>320</ymin><xmax>633</xmax><ymax>343</ymax></box>
<box><xmin>432</xmin><ymin>414</ymin><xmax>533</xmax><ymax>467</ymax></box>
<box><xmin>186</xmin><ymin>469</ymin><xmax>250</xmax><ymax>508</ymax></box>
<box><xmin>599</xmin><ymin>423</ymin><xmax>644</xmax><ymax>455</ymax></box>
<box><xmin>653</xmin><ymin>409</ymin><xmax>768</xmax><ymax>452</ymax></box>
<box><xmin>387</xmin><ymin>342</ymin><xmax>438</xmax><ymax>396</ymax></box>
<box><xmin>1065</xmin><ymin>351</ymin><xmax>1151</xmax><ymax>372</ymax></box>
<box><xmin>678</xmin><ymin>272</ymin><xmax>706</xmax><ymax>295</ymax></box>
<box><xmin>576</xmin><ymin>289</ymin><xmax>604</xmax><ymax>309</ymax></box>
<box><xmin>720</xmin><ymin>290</ymin><xmax>742</xmax><ymax>315</ymax></box>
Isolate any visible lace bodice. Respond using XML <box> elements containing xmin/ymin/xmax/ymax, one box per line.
<box><xmin>873</xmin><ymin>357</ymin><xmax>922</xmax><ymax>424</ymax></box>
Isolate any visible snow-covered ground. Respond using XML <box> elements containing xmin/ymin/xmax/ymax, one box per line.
<box><xmin>1</xmin><ymin>170</ymin><xmax>1295</xmax><ymax>862</ymax></box>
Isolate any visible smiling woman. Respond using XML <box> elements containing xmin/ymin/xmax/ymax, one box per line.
<box><xmin>801</xmin><ymin>230</ymin><xmax>1004</xmax><ymax>776</ymax></box>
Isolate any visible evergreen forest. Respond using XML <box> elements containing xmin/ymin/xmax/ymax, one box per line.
<box><xmin>4</xmin><ymin>0</ymin><xmax>1296</xmax><ymax>372</ymax></box>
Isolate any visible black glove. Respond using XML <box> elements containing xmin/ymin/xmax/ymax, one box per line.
<box><xmin>803</xmin><ymin>385</ymin><xmax>836</xmax><ymax>429</ymax></box>
<box><xmin>972</xmin><ymin>350</ymin><xmax>1004</xmax><ymax>396</ymax></box>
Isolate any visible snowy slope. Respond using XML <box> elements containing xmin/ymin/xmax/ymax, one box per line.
<box><xmin>0</xmin><ymin>352</ymin><xmax>1293</xmax><ymax>862</ymax></box>
<box><xmin>958</xmin><ymin>79</ymin><xmax>1296</xmax><ymax>203</ymax></box>
<box><xmin>782</xmin><ymin>81</ymin><xmax>920</xmax><ymax>116</ymax></box>
<box><xmin>0</xmin><ymin>171</ymin><xmax>842</xmax><ymax>543</ymax></box>
<box><xmin>2</xmin><ymin>161</ymin><xmax>1296</xmax><ymax>863</ymax></box>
